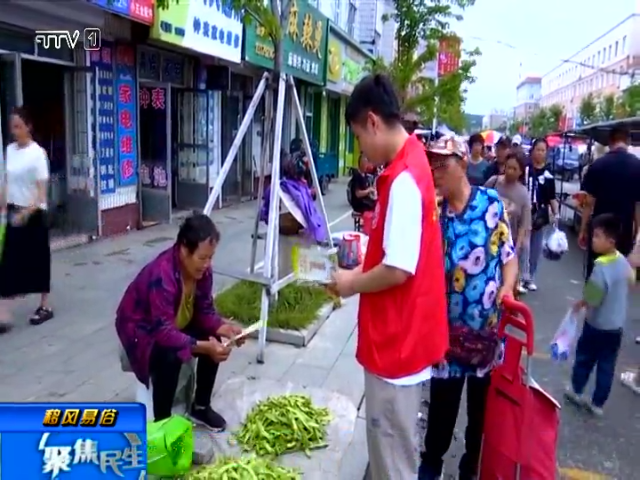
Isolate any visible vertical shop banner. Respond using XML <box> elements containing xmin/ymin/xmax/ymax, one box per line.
<box><xmin>115</xmin><ymin>45</ymin><xmax>138</xmax><ymax>187</ymax></box>
<box><xmin>89</xmin><ymin>43</ymin><xmax>117</xmax><ymax>195</ymax></box>
<box><xmin>138</xmin><ymin>86</ymin><xmax>169</xmax><ymax>190</ymax></box>
<box><xmin>438</xmin><ymin>37</ymin><xmax>461</xmax><ymax>77</ymax></box>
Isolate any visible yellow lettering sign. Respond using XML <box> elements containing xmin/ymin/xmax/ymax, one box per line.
<box><xmin>301</xmin><ymin>13</ymin><xmax>313</xmax><ymax>51</ymax></box>
<box><xmin>312</xmin><ymin>20</ymin><xmax>323</xmax><ymax>58</ymax></box>
<box><xmin>287</xmin><ymin>0</ymin><xmax>299</xmax><ymax>41</ymax></box>
<box><xmin>255</xmin><ymin>43</ymin><xmax>275</xmax><ymax>59</ymax></box>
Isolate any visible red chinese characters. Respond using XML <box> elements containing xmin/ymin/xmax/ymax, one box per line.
<box><xmin>121</xmin><ymin>159</ymin><xmax>135</xmax><ymax>180</ymax></box>
<box><xmin>139</xmin><ymin>88</ymin><xmax>151</xmax><ymax>109</ymax></box>
<box><xmin>116</xmin><ymin>46</ymin><xmax>135</xmax><ymax>67</ymax></box>
<box><xmin>119</xmin><ymin>84</ymin><xmax>132</xmax><ymax>104</ymax></box>
<box><xmin>120</xmin><ymin>136</ymin><xmax>133</xmax><ymax>155</ymax></box>
<box><xmin>437</xmin><ymin>37</ymin><xmax>461</xmax><ymax>77</ymax></box>
<box><xmin>151</xmin><ymin>88</ymin><xmax>165</xmax><ymax>110</ymax></box>
<box><xmin>120</xmin><ymin>110</ymin><xmax>133</xmax><ymax>129</ymax></box>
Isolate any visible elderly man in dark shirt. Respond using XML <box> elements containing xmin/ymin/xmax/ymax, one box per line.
<box><xmin>579</xmin><ymin>126</ymin><xmax>640</xmax><ymax>279</ymax></box>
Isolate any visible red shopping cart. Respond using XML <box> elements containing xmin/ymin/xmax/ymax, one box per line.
<box><xmin>480</xmin><ymin>297</ymin><xmax>561</xmax><ymax>480</ymax></box>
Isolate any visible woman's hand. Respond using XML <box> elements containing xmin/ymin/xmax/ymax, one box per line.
<box><xmin>216</xmin><ymin>322</ymin><xmax>246</xmax><ymax>347</ymax></box>
<box><xmin>201</xmin><ymin>336</ymin><xmax>232</xmax><ymax>363</ymax></box>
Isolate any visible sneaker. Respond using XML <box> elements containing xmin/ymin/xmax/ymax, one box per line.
<box><xmin>189</xmin><ymin>405</ymin><xmax>227</xmax><ymax>432</ymax></box>
<box><xmin>0</xmin><ymin>322</ymin><xmax>12</xmax><ymax>335</ymax></box>
<box><xmin>588</xmin><ymin>403</ymin><xmax>604</xmax><ymax>416</ymax></box>
<box><xmin>635</xmin><ymin>336</ymin><xmax>640</xmax><ymax>344</ymax></box>
<box><xmin>620</xmin><ymin>371</ymin><xmax>640</xmax><ymax>394</ymax></box>
<box><xmin>418</xmin><ymin>463</ymin><xmax>443</xmax><ymax>480</ymax></box>
<box><xmin>517</xmin><ymin>283</ymin><xmax>528</xmax><ymax>295</ymax></box>
<box><xmin>29</xmin><ymin>307</ymin><xmax>54</xmax><ymax>326</ymax></box>
<box><xmin>525</xmin><ymin>281</ymin><xmax>538</xmax><ymax>292</ymax></box>
<box><xmin>563</xmin><ymin>387</ymin><xmax>587</xmax><ymax>406</ymax></box>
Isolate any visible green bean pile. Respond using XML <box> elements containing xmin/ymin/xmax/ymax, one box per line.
<box><xmin>236</xmin><ymin>394</ymin><xmax>332</xmax><ymax>457</ymax></box>
<box><xmin>186</xmin><ymin>456</ymin><xmax>300</xmax><ymax>480</ymax></box>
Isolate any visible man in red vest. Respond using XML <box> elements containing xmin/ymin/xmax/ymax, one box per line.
<box><xmin>332</xmin><ymin>74</ymin><xmax>449</xmax><ymax>480</ymax></box>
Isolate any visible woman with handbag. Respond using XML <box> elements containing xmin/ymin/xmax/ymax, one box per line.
<box><xmin>419</xmin><ymin>135</ymin><xmax>518</xmax><ymax>480</ymax></box>
<box><xmin>523</xmin><ymin>138</ymin><xmax>559</xmax><ymax>291</ymax></box>
<box><xmin>0</xmin><ymin>107</ymin><xmax>53</xmax><ymax>334</ymax></box>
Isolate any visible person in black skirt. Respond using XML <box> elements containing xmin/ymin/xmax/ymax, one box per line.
<box><xmin>0</xmin><ymin>107</ymin><xmax>53</xmax><ymax>333</ymax></box>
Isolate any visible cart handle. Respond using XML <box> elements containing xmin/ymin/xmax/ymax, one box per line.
<box><xmin>499</xmin><ymin>297</ymin><xmax>535</xmax><ymax>356</ymax></box>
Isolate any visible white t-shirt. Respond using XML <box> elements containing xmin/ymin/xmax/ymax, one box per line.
<box><xmin>6</xmin><ymin>141</ymin><xmax>49</xmax><ymax>209</ymax></box>
<box><xmin>378</xmin><ymin>171</ymin><xmax>433</xmax><ymax>386</ymax></box>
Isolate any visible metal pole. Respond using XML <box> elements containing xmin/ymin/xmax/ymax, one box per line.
<box><xmin>288</xmin><ymin>77</ymin><xmax>332</xmax><ymax>244</ymax></box>
<box><xmin>257</xmin><ymin>73</ymin><xmax>288</xmax><ymax>363</ymax></box>
<box><xmin>249</xmin><ymin>85</ymin><xmax>274</xmax><ymax>273</ymax></box>
<box><xmin>431</xmin><ymin>74</ymin><xmax>439</xmax><ymax>134</ymax></box>
<box><xmin>203</xmin><ymin>72</ymin><xmax>269</xmax><ymax>216</ymax></box>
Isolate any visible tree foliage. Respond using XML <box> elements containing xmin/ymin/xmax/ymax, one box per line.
<box><xmin>507</xmin><ymin>119</ymin><xmax>525</xmax><ymax>137</ymax></box>
<box><xmin>597</xmin><ymin>94</ymin><xmax>616</xmax><ymax>122</ymax></box>
<box><xmin>614</xmin><ymin>84</ymin><xmax>640</xmax><ymax>119</ymax></box>
<box><xmin>364</xmin><ymin>0</ymin><xmax>480</xmax><ymax>132</ymax></box>
<box><xmin>527</xmin><ymin>103</ymin><xmax>564</xmax><ymax>137</ymax></box>
<box><xmin>578</xmin><ymin>93</ymin><xmax>598</xmax><ymax>125</ymax></box>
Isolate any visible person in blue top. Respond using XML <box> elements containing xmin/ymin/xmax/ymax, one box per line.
<box><xmin>420</xmin><ymin>134</ymin><xmax>518</xmax><ymax>480</ymax></box>
<box><xmin>466</xmin><ymin>133</ymin><xmax>492</xmax><ymax>186</ymax></box>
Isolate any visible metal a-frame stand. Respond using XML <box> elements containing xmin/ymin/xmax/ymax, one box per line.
<box><xmin>203</xmin><ymin>72</ymin><xmax>332</xmax><ymax>363</ymax></box>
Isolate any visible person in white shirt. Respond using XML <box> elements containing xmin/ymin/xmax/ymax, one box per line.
<box><xmin>0</xmin><ymin>107</ymin><xmax>53</xmax><ymax>333</ymax></box>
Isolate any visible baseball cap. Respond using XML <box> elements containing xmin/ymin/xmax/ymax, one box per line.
<box><xmin>512</xmin><ymin>134</ymin><xmax>522</xmax><ymax>145</ymax></box>
<box><xmin>426</xmin><ymin>134</ymin><xmax>468</xmax><ymax>159</ymax></box>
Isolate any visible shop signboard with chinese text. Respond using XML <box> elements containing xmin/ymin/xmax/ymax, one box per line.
<box><xmin>89</xmin><ymin>42</ymin><xmax>117</xmax><ymax>195</ymax></box>
<box><xmin>139</xmin><ymin>86</ymin><xmax>169</xmax><ymax>190</ymax></box>
<box><xmin>0</xmin><ymin>402</ymin><xmax>146</xmax><ymax>479</ymax></box>
<box><xmin>89</xmin><ymin>0</ymin><xmax>154</xmax><ymax>25</ymax></box>
<box><xmin>115</xmin><ymin>45</ymin><xmax>138</xmax><ymax>187</ymax></box>
<box><xmin>138</xmin><ymin>47</ymin><xmax>185</xmax><ymax>85</ymax></box>
<box><xmin>243</xmin><ymin>0</ymin><xmax>328</xmax><ymax>85</ymax></box>
<box><xmin>438</xmin><ymin>37</ymin><xmax>461</xmax><ymax>77</ymax></box>
<box><xmin>325</xmin><ymin>26</ymin><xmax>367</xmax><ymax>94</ymax></box>
<box><xmin>151</xmin><ymin>0</ymin><xmax>243</xmax><ymax>64</ymax></box>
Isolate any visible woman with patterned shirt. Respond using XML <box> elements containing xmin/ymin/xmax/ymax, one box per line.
<box><xmin>419</xmin><ymin>135</ymin><xmax>518</xmax><ymax>480</ymax></box>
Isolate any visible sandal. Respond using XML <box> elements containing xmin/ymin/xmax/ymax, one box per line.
<box><xmin>29</xmin><ymin>307</ymin><xmax>54</xmax><ymax>326</ymax></box>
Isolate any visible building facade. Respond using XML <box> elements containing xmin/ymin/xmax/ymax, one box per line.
<box><xmin>514</xmin><ymin>76</ymin><xmax>541</xmax><ymax>121</ymax></box>
<box><xmin>540</xmin><ymin>14</ymin><xmax>640</xmax><ymax>126</ymax></box>
<box><xmin>482</xmin><ymin>112</ymin><xmax>508</xmax><ymax>130</ymax></box>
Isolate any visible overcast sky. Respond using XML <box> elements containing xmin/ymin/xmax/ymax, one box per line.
<box><xmin>455</xmin><ymin>0</ymin><xmax>636</xmax><ymax>115</ymax></box>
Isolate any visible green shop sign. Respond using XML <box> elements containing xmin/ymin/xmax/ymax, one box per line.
<box><xmin>243</xmin><ymin>0</ymin><xmax>328</xmax><ymax>85</ymax></box>
<box><xmin>325</xmin><ymin>27</ymin><xmax>368</xmax><ymax>94</ymax></box>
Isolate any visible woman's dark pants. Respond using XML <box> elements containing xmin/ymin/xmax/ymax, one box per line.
<box><xmin>149</xmin><ymin>326</ymin><xmax>219</xmax><ymax>422</ymax></box>
<box><xmin>420</xmin><ymin>375</ymin><xmax>490</xmax><ymax>479</ymax></box>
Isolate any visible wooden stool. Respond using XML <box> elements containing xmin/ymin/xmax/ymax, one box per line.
<box><xmin>351</xmin><ymin>211</ymin><xmax>362</xmax><ymax>232</ymax></box>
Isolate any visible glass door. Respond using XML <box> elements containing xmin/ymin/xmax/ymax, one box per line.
<box><xmin>174</xmin><ymin>89</ymin><xmax>211</xmax><ymax>210</ymax></box>
<box><xmin>0</xmin><ymin>53</ymin><xmax>23</xmax><ymax>150</ymax></box>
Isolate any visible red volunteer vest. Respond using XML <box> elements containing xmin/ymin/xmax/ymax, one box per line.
<box><xmin>356</xmin><ymin>135</ymin><xmax>449</xmax><ymax>379</ymax></box>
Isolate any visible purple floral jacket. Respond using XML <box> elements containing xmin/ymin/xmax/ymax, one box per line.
<box><xmin>115</xmin><ymin>245</ymin><xmax>223</xmax><ymax>386</ymax></box>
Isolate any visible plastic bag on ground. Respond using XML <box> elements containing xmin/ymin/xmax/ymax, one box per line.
<box><xmin>147</xmin><ymin>415</ymin><xmax>194</xmax><ymax>477</ymax></box>
<box><xmin>550</xmin><ymin>309</ymin><xmax>579</xmax><ymax>361</ymax></box>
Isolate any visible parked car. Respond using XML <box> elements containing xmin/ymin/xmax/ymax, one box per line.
<box><xmin>549</xmin><ymin>147</ymin><xmax>581</xmax><ymax>182</ymax></box>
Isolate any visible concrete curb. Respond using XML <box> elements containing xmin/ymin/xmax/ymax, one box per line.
<box><xmin>245</xmin><ymin>302</ymin><xmax>336</xmax><ymax>347</ymax></box>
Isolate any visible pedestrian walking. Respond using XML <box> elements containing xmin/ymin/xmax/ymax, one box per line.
<box><xmin>0</xmin><ymin>107</ymin><xmax>53</xmax><ymax>333</ymax></box>
<box><xmin>578</xmin><ymin>126</ymin><xmax>640</xmax><ymax>279</ymax></box>
<box><xmin>485</xmin><ymin>152</ymin><xmax>532</xmax><ymax>294</ymax></box>
<box><xmin>116</xmin><ymin>214</ymin><xmax>244</xmax><ymax>429</ymax></box>
<box><xmin>523</xmin><ymin>138</ymin><xmax>559</xmax><ymax>291</ymax></box>
<box><xmin>331</xmin><ymin>74</ymin><xmax>449</xmax><ymax>480</ymax></box>
<box><xmin>466</xmin><ymin>133</ymin><xmax>491</xmax><ymax>186</ymax></box>
<box><xmin>484</xmin><ymin>136</ymin><xmax>511</xmax><ymax>179</ymax></box>
<box><xmin>565</xmin><ymin>213</ymin><xmax>634</xmax><ymax>415</ymax></box>
<box><xmin>420</xmin><ymin>135</ymin><xmax>518</xmax><ymax>480</ymax></box>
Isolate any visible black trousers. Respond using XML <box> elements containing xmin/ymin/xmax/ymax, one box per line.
<box><xmin>422</xmin><ymin>375</ymin><xmax>490</xmax><ymax>477</ymax></box>
<box><xmin>149</xmin><ymin>326</ymin><xmax>219</xmax><ymax>422</ymax></box>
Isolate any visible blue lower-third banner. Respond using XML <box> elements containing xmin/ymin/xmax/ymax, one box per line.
<box><xmin>0</xmin><ymin>403</ymin><xmax>146</xmax><ymax>479</ymax></box>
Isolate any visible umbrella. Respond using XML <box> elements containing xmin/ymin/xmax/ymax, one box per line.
<box><xmin>481</xmin><ymin>130</ymin><xmax>502</xmax><ymax>144</ymax></box>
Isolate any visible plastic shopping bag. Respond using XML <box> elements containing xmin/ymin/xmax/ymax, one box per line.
<box><xmin>543</xmin><ymin>227</ymin><xmax>569</xmax><ymax>261</ymax></box>
<box><xmin>147</xmin><ymin>415</ymin><xmax>194</xmax><ymax>477</ymax></box>
<box><xmin>550</xmin><ymin>310</ymin><xmax>579</xmax><ymax>361</ymax></box>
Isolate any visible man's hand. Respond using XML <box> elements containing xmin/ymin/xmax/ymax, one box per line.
<box><xmin>216</xmin><ymin>322</ymin><xmax>246</xmax><ymax>347</ymax></box>
<box><xmin>330</xmin><ymin>269</ymin><xmax>358</xmax><ymax>298</ymax></box>
<box><xmin>202</xmin><ymin>337</ymin><xmax>232</xmax><ymax>362</ymax></box>
<box><xmin>578</xmin><ymin>229</ymin><xmax>589</xmax><ymax>250</ymax></box>
<box><xmin>572</xmin><ymin>299</ymin><xmax>587</xmax><ymax>313</ymax></box>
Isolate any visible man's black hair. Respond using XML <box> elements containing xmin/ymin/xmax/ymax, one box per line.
<box><xmin>609</xmin><ymin>126</ymin><xmax>629</xmax><ymax>145</ymax></box>
<box><xmin>468</xmin><ymin>133</ymin><xmax>485</xmax><ymax>148</ymax></box>
<box><xmin>495</xmin><ymin>136</ymin><xmax>511</xmax><ymax>148</ymax></box>
<box><xmin>177</xmin><ymin>214</ymin><xmax>220</xmax><ymax>253</ymax></box>
<box><xmin>345</xmin><ymin>74</ymin><xmax>402</xmax><ymax>126</ymax></box>
<box><xmin>591</xmin><ymin>213</ymin><xmax>621</xmax><ymax>243</ymax></box>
